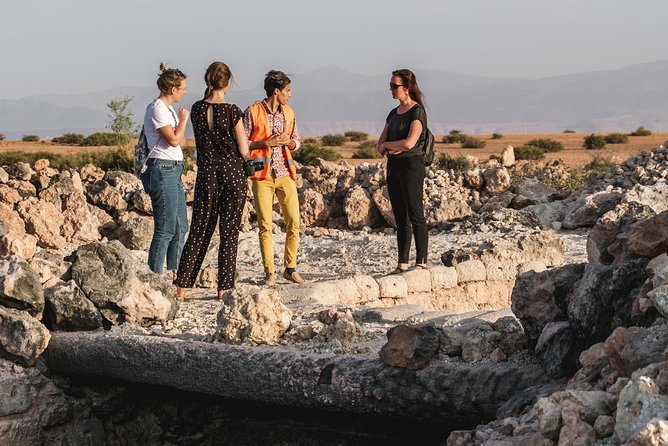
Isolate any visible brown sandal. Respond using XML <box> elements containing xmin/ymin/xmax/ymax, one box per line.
<box><xmin>175</xmin><ymin>286</ymin><xmax>186</xmax><ymax>301</ymax></box>
<box><xmin>414</xmin><ymin>264</ymin><xmax>428</xmax><ymax>270</ymax></box>
<box><xmin>388</xmin><ymin>266</ymin><xmax>408</xmax><ymax>275</ymax></box>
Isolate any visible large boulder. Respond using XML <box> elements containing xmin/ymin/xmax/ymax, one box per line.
<box><xmin>379</xmin><ymin>323</ymin><xmax>440</xmax><ymax>370</ymax></box>
<box><xmin>0</xmin><ymin>256</ymin><xmax>44</xmax><ymax>318</ymax></box>
<box><xmin>70</xmin><ymin>241</ymin><xmax>178</xmax><ymax>326</ymax></box>
<box><xmin>511</xmin><ymin>263</ymin><xmax>586</xmax><ymax>347</ymax></box>
<box><xmin>568</xmin><ymin>259</ymin><xmax>650</xmax><ymax>345</ymax></box>
<box><xmin>299</xmin><ymin>188</ymin><xmax>330</xmax><ymax>227</ymax></box>
<box><xmin>562</xmin><ymin>189</ymin><xmax>624</xmax><ymax>229</ymax></box>
<box><xmin>343</xmin><ymin>186</ymin><xmax>382</xmax><ymax>229</ymax></box>
<box><xmin>0</xmin><ymin>307</ymin><xmax>50</xmax><ymax>366</ymax></box>
<box><xmin>43</xmin><ymin>281</ymin><xmax>104</xmax><ymax>331</ymax></box>
<box><xmin>216</xmin><ymin>286</ymin><xmax>292</xmax><ymax>345</ymax></box>
<box><xmin>112</xmin><ymin>216</ymin><xmax>153</xmax><ymax>250</ymax></box>
<box><xmin>511</xmin><ymin>178</ymin><xmax>561</xmax><ymax>209</ymax></box>
<box><xmin>15</xmin><ymin>198</ymin><xmax>66</xmax><ymax>249</ymax></box>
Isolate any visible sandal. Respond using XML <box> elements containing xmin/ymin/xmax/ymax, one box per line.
<box><xmin>388</xmin><ymin>266</ymin><xmax>408</xmax><ymax>275</ymax></box>
<box><xmin>414</xmin><ymin>264</ymin><xmax>428</xmax><ymax>270</ymax></box>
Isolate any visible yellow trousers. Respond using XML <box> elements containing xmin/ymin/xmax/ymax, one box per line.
<box><xmin>252</xmin><ymin>176</ymin><xmax>300</xmax><ymax>274</ymax></box>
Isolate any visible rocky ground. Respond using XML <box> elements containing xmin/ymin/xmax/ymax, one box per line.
<box><xmin>150</xmin><ymin>229</ymin><xmax>590</xmax><ymax>342</ymax></box>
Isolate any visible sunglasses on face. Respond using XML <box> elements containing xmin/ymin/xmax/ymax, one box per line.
<box><xmin>389</xmin><ymin>83</ymin><xmax>404</xmax><ymax>90</ymax></box>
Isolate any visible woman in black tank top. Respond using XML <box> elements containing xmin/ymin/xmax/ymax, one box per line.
<box><xmin>377</xmin><ymin>69</ymin><xmax>429</xmax><ymax>275</ymax></box>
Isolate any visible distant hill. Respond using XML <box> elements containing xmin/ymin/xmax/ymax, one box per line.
<box><xmin>2</xmin><ymin>60</ymin><xmax>668</xmax><ymax>139</ymax></box>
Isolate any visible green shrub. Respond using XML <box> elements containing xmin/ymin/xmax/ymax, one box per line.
<box><xmin>0</xmin><ymin>133</ymin><xmax>5</xmax><ymax>141</ymax></box>
<box><xmin>22</xmin><ymin>135</ymin><xmax>40</xmax><ymax>142</ymax></box>
<box><xmin>52</xmin><ymin>133</ymin><xmax>85</xmax><ymax>145</ymax></box>
<box><xmin>563</xmin><ymin>129</ymin><xmax>576</xmax><ymax>133</ymax></box>
<box><xmin>460</xmin><ymin>136</ymin><xmax>486</xmax><ymax>148</ymax></box>
<box><xmin>604</xmin><ymin>133</ymin><xmax>629</xmax><ymax>144</ymax></box>
<box><xmin>491</xmin><ymin>133</ymin><xmax>503</xmax><ymax>139</ymax></box>
<box><xmin>320</xmin><ymin>134</ymin><xmax>346</xmax><ymax>146</ymax></box>
<box><xmin>352</xmin><ymin>141</ymin><xmax>382</xmax><ymax>159</ymax></box>
<box><xmin>182</xmin><ymin>146</ymin><xmax>197</xmax><ymax>173</ymax></box>
<box><xmin>0</xmin><ymin>148</ymin><xmax>133</xmax><ymax>172</ymax></box>
<box><xmin>514</xmin><ymin>145</ymin><xmax>545</xmax><ymax>160</ymax></box>
<box><xmin>292</xmin><ymin>142</ymin><xmax>341</xmax><ymax>166</ymax></box>
<box><xmin>526</xmin><ymin>138</ymin><xmax>563</xmax><ymax>153</ymax></box>
<box><xmin>302</xmin><ymin>137</ymin><xmax>317</xmax><ymax>144</ymax></box>
<box><xmin>630</xmin><ymin>126</ymin><xmax>652</xmax><ymax>136</ymax></box>
<box><xmin>81</xmin><ymin>132</ymin><xmax>129</xmax><ymax>147</ymax></box>
<box><xmin>583</xmin><ymin>134</ymin><xmax>606</xmax><ymax>150</ymax></box>
<box><xmin>344</xmin><ymin>130</ymin><xmax>368</xmax><ymax>142</ymax></box>
<box><xmin>442</xmin><ymin>129</ymin><xmax>466</xmax><ymax>144</ymax></box>
<box><xmin>585</xmin><ymin>154</ymin><xmax>616</xmax><ymax>173</ymax></box>
<box><xmin>436</xmin><ymin>153</ymin><xmax>474</xmax><ymax>172</ymax></box>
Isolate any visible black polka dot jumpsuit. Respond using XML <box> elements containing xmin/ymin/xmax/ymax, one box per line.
<box><xmin>174</xmin><ymin>101</ymin><xmax>247</xmax><ymax>291</ymax></box>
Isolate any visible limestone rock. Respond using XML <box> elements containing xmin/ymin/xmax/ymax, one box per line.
<box><xmin>372</xmin><ymin>186</ymin><xmax>395</xmax><ymax>228</ymax></box>
<box><xmin>216</xmin><ymin>286</ymin><xmax>292</xmax><ymax>345</ymax></box>
<box><xmin>112</xmin><ymin>216</ymin><xmax>153</xmax><ymax>250</ymax></box>
<box><xmin>0</xmin><ymin>255</ymin><xmax>44</xmax><ymax>317</ymax></box>
<box><xmin>615</xmin><ymin>374</ymin><xmax>668</xmax><ymax>443</ymax></box>
<box><xmin>483</xmin><ymin>168</ymin><xmax>511</xmax><ymax>195</ymax></box>
<box><xmin>299</xmin><ymin>188</ymin><xmax>330</xmax><ymax>227</ymax></box>
<box><xmin>16</xmin><ymin>198</ymin><xmax>66</xmax><ymax>249</ymax></box>
<box><xmin>343</xmin><ymin>186</ymin><xmax>382</xmax><ymax>229</ymax></box>
<box><xmin>0</xmin><ymin>307</ymin><xmax>50</xmax><ymax>365</ymax></box>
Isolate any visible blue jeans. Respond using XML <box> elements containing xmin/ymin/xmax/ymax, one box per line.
<box><xmin>141</xmin><ymin>160</ymin><xmax>188</xmax><ymax>274</ymax></box>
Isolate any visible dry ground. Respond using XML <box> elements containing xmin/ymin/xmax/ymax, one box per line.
<box><xmin>333</xmin><ymin>131</ymin><xmax>668</xmax><ymax>168</ymax></box>
<box><xmin>2</xmin><ymin>131</ymin><xmax>667</xmax><ymax>169</ymax></box>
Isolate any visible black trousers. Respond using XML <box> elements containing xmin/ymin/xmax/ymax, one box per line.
<box><xmin>175</xmin><ymin>163</ymin><xmax>247</xmax><ymax>291</ymax></box>
<box><xmin>386</xmin><ymin>155</ymin><xmax>428</xmax><ymax>265</ymax></box>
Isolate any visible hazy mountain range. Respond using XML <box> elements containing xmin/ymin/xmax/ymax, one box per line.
<box><xmin>2</xmin><ymin>60</ymin><xmax>668</xmax><ymax>139</ymax></box>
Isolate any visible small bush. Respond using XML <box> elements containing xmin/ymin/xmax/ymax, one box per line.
<box><xmin>442</xmin><ymin>130</ymin><xmax>466</xmax><ymax>144</ymax></box>
<box><xmin>302</xmin><ymin>137</ymin><xmax>317</xmax><ymax>144</ymax></box>
<box><xmin>320</xmin><ymin>134</ymin><xmax>346</xmax><ymax>146</ymax></box>
<box><xmin>526</xmin><ymin>138</ymin><xmax>563</xmax><ymax>153</ymax></box>
<box><xmin>52</xmin><ymin>133</ymin><xmax>85</xmax><ymax>145</ymax></box>
<box><xmin>292</xmin><ymin>142</ymin><xmax>341</xmax><ymax>166</ymax></box>
<box><xmin>352</xmin><ymin>141</ymin><xmax>382</xmax><ymax>159</ymax></box>
<box><xmin>604</xmin><ymin>133</ymin><xmax>629</xmax><ymax>144</ymax></box>
<box><xmin>583</xmin><ymin>134</ymin><xmax>606</xmax><ymax>150</ymax></box>
<box><xmin>491</xmin><ymin>133</ymin><xmax>503</xmax><ymax>139</ymax></box>
<box><xmin>81</xmin><ymin>132</ymin><xmax>129</xmax><ymax>147</ymax></box>
<box><xmin>0</xmin><ymin>133</ymin><xmax>5</xmax><ymax>141</ymax></box>
<box><xmin>22</xmin><ymin>135</ymin><xmax>40</xmax><ymax>142</ymax></box>
<box><xmin>344</xmin><ymin>130</ymin><xmax>368</xmax><ymax>142</ymax></box>
<box><xmin>585</xmin><ymin>155</ymin><xmax>616</xmax><ymax>173</ymax></box>
<box><xmin>436</xmin><ymin>153</ymin><xmax>474</xmax><ymax>172</ymax></box>
<box><xmin>0</xmin><ymin>148</ymin><xmax>133</xmax><ymax>172</ymax></box>
<box><xmin>630</xmin><ymin>126</ymin><xmax>652</xmax><ymax>136</ymax></box>
<box><xmin>514</xmin><ymin>145</ymin><xmax>545</xmax><ymax>160</ymax></box>
<box><xmin>460</xmin><ymin>136</ymin><xmax>486</xmax><ymax>148</ymax></box>
<box><xmin>563</xmin><ymin>129</ymin><xmax>576</xmax><ymax>133</ymax></box>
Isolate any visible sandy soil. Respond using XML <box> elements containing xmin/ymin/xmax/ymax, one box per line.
<box><xmin>2</xmin><ymin>132</ymin><xmax>667</xmax><ymax>169</ymax></box>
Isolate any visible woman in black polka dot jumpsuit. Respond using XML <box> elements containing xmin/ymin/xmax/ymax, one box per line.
<box><xmin>174</xmin><ymin>61</ymin><xmax>249</xmax><ymax>298</ymax></box>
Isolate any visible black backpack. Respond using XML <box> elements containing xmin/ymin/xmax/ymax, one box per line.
<box><xmin>422</xmin><ymin>127</ymin><xmax>435</xmax><ymax>166</ymax></box>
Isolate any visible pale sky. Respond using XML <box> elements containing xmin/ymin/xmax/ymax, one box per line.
<box><xmin>2</xmin><ymin>0</ymin><xmax>667</xmax><ymax>99</ymax></box>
